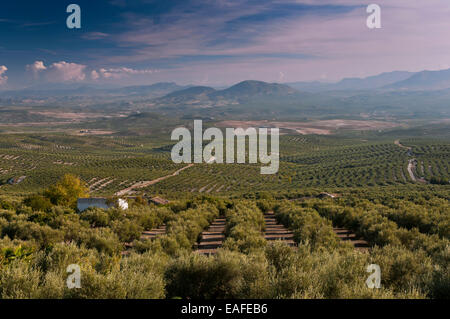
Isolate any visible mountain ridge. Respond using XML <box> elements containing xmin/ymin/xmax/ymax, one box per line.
<box><xmin>154</xmin><ymin>80</ymin><xmax>300</xmax><ymax>107</ymax></box>
<box><xmin>384</xmin><ymin>69</ymin><xmax>450</xmax><ymax>90</ymax></box>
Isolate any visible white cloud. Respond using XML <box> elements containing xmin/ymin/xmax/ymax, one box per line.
<box><xmin>23</xmin><ymin>60</ymin><xmax>158</xmax><ymax>84</ymax></box>
<box><xmin>90</xmin><ymin>70</ymin><xmax>100</xmax><ymax>80</ymax></box>
<box><xmin>47</xmin><ymin>61</ymin><xmax>86</xmax><ymax>82</ymax></box>
<box><xmin>0</xmin><ymin>65</ymin><xmax>8</xmax><ymax>85</ymax></box>
<box><xmin>97</xmin><ymin>67</ymin><xmax>157</xmax><ymax>79</ymax></box>
<box><xmin>26</xmin><ymin>61</ymin><xmax>47</xmax><ymax>78</ymax></box>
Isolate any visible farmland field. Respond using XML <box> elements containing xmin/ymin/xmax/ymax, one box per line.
<box><xmin>0</xmin><ymin>130</ymin><xmax>448</xmax><ymax>197</ymax></box>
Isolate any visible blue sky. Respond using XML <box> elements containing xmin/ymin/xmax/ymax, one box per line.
<box><xmin>1</xmin><ymin>0</ymin><xmax>450</xmax><ymax>88</ymax></box>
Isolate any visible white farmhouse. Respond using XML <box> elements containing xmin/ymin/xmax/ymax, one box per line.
<box><xmin>77</xmin><ymin>198</ymin><xmax>128</xmax><ymax>212</ymax></box>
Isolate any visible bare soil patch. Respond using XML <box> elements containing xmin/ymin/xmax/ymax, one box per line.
<box><xmin>196</xmin><ymin>218</ymin><xmax>226</xmax><ymax>255</ymax></box>
<box><xmin>333</xmin><ymin>228</ymin><xmax>369</xmax><ymax>252</ymax></box>
<box><xmin>72</xmin><ymin>130</ymin><xmax>116</xmax><ymax>136</ymax></box>
<box><xmin>217</xmin><ymin>120</ymin><xmax>402</xmax><ymax>135</ymax></box>
<box><xmin>264</xmin><ymin>212</ymin><xmax>296</xmax><ymax>247</ymax></box>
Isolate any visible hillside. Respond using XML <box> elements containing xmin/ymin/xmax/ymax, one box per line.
<box><xmin>109</xmin><ymin>82</ymin><xmax>189</xmax><ymax>97</ymax></box>
<box><xmin>211</xmin><ymin>80</ymin><xmax>297</xmax><ymax>100</ymax></box>
<box><xmin>154</xmin><ymin>80</ymin><xmax>300</xmax><ymax>108</ymax></box>
<box><xmin>385</xmin><ymin>69</ymin><xmax>450</xmax><ymax>90</ymax></box>
<box><xmin>288</xmin><ymin>71</ymin><xmax>414</xmax><ymax>92</ymax></box>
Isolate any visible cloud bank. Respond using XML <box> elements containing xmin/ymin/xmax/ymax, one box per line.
<box><xmin>26</xmin><ymin>61</ymin><xmax>47</xmax><ymax>78</ymax></box>
<box><xmin>47</xmin><ymin>61</ymin><xmax>87</xmax><ymax>82</ymax></box>
<box><xmin>0</xmin><ymin>65</ymin><xmax>7</xmax><ymax>85</ymax></box>
<box><xmin>26</xmin><ymin>60</ymin><xmax>158</xmax><ymax>83</ymax></box>
<box><xmin>97</xmin><ymin>67</ymin><xmax>157</xmax><ymax>80</ymax></box>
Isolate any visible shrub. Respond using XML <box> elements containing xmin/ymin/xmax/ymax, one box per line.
<box><xmin>165</xmin><ymin>250</ymin><xmax>271</xmax><ymax>299</ymax></box>
<box><xmin>23</xmin><ymin>195</ymin><xmax>52</xmax><ymax>212</ymax></box>
<box><xmin>112</xmin><ymin>220</ymin><xmax>143</xmax><ymax>243</ymax></box>
<box><xmin>80</xmin><ymin>208</ymin><xmax>110</xmax><ymax>227</ymax></box>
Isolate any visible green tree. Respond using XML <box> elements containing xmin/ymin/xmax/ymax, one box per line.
<box><xmin>43</xmin><ymin>174</ymin><xmax>89</xmax><ymax>209</ymax></box>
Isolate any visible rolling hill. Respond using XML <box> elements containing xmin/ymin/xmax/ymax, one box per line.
<box><xmin>154</xmin><ymin>80</ymin><xmax>300</xmax><ymax>107</ymax></box>
<box><xmin>288</xmin><ymin>71</ymin><xmax>414</xmax><ymax>92</ymax></box>
<box><xmin>288</xmin><ymin>69</ymin><xmax>450</xmax><ymax>92</ymax></box>
<box><xmin>211</xmin><ymin>80</ymin><xmax>297</xmax><ymax>99</ymax></box>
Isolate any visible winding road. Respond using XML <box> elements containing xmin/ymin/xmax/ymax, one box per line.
<box><xmin>394</xmin><ymin>140</ymin><xmax>426</xmax><ymax>183</ymax></box>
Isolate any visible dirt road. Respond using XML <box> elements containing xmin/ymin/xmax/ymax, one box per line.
<box><xmin>395</xmin><ymin>139</ymin><xmax>413</xmax><ymax>156</ymax></box>
<box><xmin>407</xmin><ymin>159</ymin><xmax>417</xmax><ymax>182</ymax></box>
<box><xmin>115</xmin><ymin>164</ymin><xmax>194</xmax><ymax>196</ymax></box>
<box><xmin>395</xmin><ymin>140</ymin><xmax>426</xmax><ymax>183</ymax></box>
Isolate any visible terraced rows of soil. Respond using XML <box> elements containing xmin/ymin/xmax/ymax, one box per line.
<box><xmin>126</xmin><ymin>217</ymin><xmax>368</xmax><ymax>256</ymax></box>
<box><xmin>122</xmin><ymin>224</ymin><xmax>167</xmax><ymax>256</ymax></box>
<box><xmin>333</xmin><ymin>228</ymin><xmax>369</xmax><ymax>252</ymax></box>
<box><xmin>195</xmin><ymin>217</ymin><xmax>226</xmax><ymax>255</ymax></box>
<box><xmin>264</xmin><ymin>212</ymin><xmax>296</xmax><ymax>247</ymax></box>
<box><xmin>141</xmin><ymin>224</ymin><xmax>167</xmax><ymax>240</ymax></box>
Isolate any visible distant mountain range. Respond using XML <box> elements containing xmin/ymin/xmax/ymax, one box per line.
<box><xmin>153</xmin><ymin>69</ymin><xmax>450</xmax><ymax>108</ymax></box>
<box><xmin>1</xmin><ymin>72</ymin><xmax>450</xmax><ymax>122</ymax></box>
<box><xmin>211</xmin><ymin>80</ymin><xmax>297</xmax><ymax>98</ymax></box>
<box><xmin>288</xmin><ymin>69</ymin><xmax>450</xmax><ymax>92</ymax></box>
<box><xmin>287</xmin><ymin>71</ymin><xmax>412</xmax><ymax>92</ymax></box>
<box><xmin>109</xmin><ymin>82</ymin><xmax>191</xmax><ymax>97</ymax></box>
<box><xmin>155</xmin><ymin>80</ymin><xmax>299</xmax><ymax>107</ymax></box>
<box><xmin>384</xmin><ymin>69</ymin><xmax>450</xmax><ymax>90</ymax></box>
<box><xmin>3</xmin><ymin>68</ymin><xmax>450</xmax><ymax>101</ymax></box>
<box><xmin>2</xmin><ymin>68</ymin><xmax>450</xmax><ymax>116</ymax></box>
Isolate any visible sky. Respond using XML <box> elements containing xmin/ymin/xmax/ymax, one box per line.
<box><xmin>1</xmin><ymin>0</ymin><xmax>450</xmax><ymax>89</ymax></box>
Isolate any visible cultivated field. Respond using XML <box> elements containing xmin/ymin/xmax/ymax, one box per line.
<box><xmin>0</xmin><ymin>132</ymin><xmax>448</xmax><ymax>197</ymax></box>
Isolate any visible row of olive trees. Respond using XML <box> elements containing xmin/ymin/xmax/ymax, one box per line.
<box><xmin>1</xmin><ymin>189</ymin><xmax>448</xmax><ymax>299</ymax></box>
<box><xmin>222</xmin><ymin>201</ymin><xmax>266</xmax><ymax>253</ymax></box>
<box><xmin>133</xmin><ymin>199</ymin><xmax>222</xmax><ymax>256</ymax></box>
<box><xmin>274</xmin><ymin>202</ymin><xmax>340</xmax><ymax>251</ymax></box>
<box><xmin>2</xmin><ymin>238</ymin><xmax>433</xmax><ymax>299</ymax></box>
<box><xmin>311</xmin><ymin>199</ymin><xmax>449</xmax><ymax>262</ymax></box>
